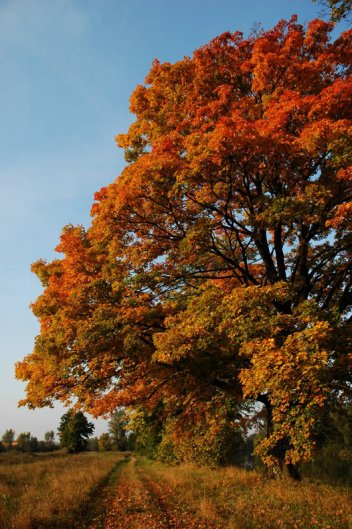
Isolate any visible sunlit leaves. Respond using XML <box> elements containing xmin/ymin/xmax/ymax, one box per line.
<box><xmin>16</xmin><ymin>17</ymin><xmax>352</xmax><ymax>470</ymax></box>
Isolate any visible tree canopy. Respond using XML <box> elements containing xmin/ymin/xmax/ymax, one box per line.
<box><xmin>58</xmin><ymin>410</ymin><xmax>94</xmax><ymax>453</ymax></box>
<box><xmin>108</xmin><ymin>409</ymin><xmax>128</xmax><ymax>451</ymax></box>
<box><xmin>2</xmin><ymin>429</ymin><xmax>15</xmax><ymax>449</ymax></box>
<box><xmin>16</xmin><ymin>17</ymin><xmax>352</xmax><ymax>471</ymax></box>
<box><xmin>16</xmin><ymin>432</ymin><xmax>38</xmax><ymax>453</ymax></box>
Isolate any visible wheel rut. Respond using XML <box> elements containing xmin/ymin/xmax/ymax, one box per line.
<box><xmin>87</xmin><ymin>456</ymin><xmax>215</xmax><ymax>529</ymax></box>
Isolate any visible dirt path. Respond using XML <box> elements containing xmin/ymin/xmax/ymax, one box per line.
<box><xmin>87</xmin><ymin>456</ymin><xmax>216</xmax><ymax>529</ymax></box>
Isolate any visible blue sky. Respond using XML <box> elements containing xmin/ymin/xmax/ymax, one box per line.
<box><xmin>0</xmin><ymin>0</ymin><xmax>347</xmax><ymax>440</ymax></box>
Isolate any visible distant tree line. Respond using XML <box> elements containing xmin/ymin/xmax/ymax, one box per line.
<box><xmin>0</xmin><ymin>408</ymin><xmax>135</xmax><ymax>455</ymax></box>
<box><xmin>86</xmin><ymin>409</ymin><xmax>136</xmax><ymax>453</ymax></box>
<box><xmin>0</xmin><ymin>428</ymin><xmax>57</xmax><ymax>453</ymax></box>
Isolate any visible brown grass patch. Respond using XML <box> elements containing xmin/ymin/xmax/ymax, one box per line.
<box><xmin>0</xmin><ymin>451</ymin><xmax>124</xmax><ymax>529</ymax></box>
<box><xmin>143</xmin><ymin>460</ymin><xmax>352</xmax><ymax>529</ymax></box>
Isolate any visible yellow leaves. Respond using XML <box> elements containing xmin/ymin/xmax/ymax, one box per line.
<box><xmin>15</xmin><ymin>357</ymin><xmax>32</xmax><ymax>381</ymax></box>
<box><xmin>237</xmin><ymin>311</ymin><xmax>331</xmax><ymax>465</ymax></box>
<box><xmin>16</xmin><ymin>16</ymin><xmax>352</xmax><ymax>473</ymax></box>
<box><xmin>298</xmin><ymin>118</ymin><xmax>351</xmax><ymax>155</ymax></box>
<box><xmin>328</xmin><ymin>201</ymin><xmax>352</xmax><ymax>228</ymax></box>
<box><xmin>152</xmin><ymin>279</ymin><xmax>331</xmax><ymax>466</ymax></box>
<box><xmin>153</xmin><ymin>287</ymin><xmax>223</xmax><ymax>365</ymax></box>
<box><xmin>128</xmin><ymin>84</ymin><xmax>149</xmax><ymax>115</ymax></box>
<box><xmin>240</xmin><ymin>320</ymin><xmax>330</xmax><ymax>396</ymax></box>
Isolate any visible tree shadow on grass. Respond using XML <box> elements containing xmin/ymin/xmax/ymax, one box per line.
<box><xmin>34</xmin><ymin>454</ymin><xmax>130</xmax><ymax>529</ymax></box>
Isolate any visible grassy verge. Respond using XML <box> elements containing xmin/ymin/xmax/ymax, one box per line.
<box><xmin>0</xmin><ymin>451</ymin><xmax>126</xmax><ymax>529</ymax></box>
<box><xmin>3</xmin><ymin>452</ymin><xmax>351</xmax><ymax>529</ymax></box>
<box><xmin>140</xmin><ymin>459</ymin><xmax>352</xmax><ymax>529</ymax></box>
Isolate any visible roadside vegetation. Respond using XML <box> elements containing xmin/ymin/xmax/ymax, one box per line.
<box><xmin>0</xmin><ymin>451</ymin><xmax>125</xmax><ymax>529</ymax></box>
<box><xmin>87</xmin><ymin>455</ymin><xmax>352</xmax><ymax>529</ymax></box>
<box><xmin>138</xmin><ymin>458</ymin><xmax>352</xmax><ymax>529</ymax></box>
<box><xmin>1</xmin><ymin>447</ymin><xmax>351</xmax><ymax>528</ymax></box>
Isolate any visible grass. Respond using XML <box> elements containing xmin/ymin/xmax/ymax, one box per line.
<box><xmin>1</xmin><ymin>452</ymin><xmax>351</xmax><ymax>528</ymax></box>
<box><xmin>141</xmin><ymin>459</ymin><xmax>352</xmax><ymax>529</ymax></box>
<box><xmin>0</xmin><ymin>451</ymin><xmax>126</xmax><ymax>529</ymax></box>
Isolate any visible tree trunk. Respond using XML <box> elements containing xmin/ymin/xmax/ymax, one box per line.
<box><xmin>258</xmin><ymin>394</ymin><xmax>301</xmax><ymax>480</ymax></box>
<box><xmin>284</xmin><ymin>461</ymin><xmax>301</xmax><ymax>480</ymax></box>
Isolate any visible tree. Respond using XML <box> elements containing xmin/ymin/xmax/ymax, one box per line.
<box><xmin>58</xmin><ymin>410</ymin><xmax>94</xmax><ymax>453</ymax></box>
<box><xmin>44</xmin><ymin>430</ymin><xmax>56</xmax><ymax>450</ymax></box>
<box><xmin>157</xmin><ymin>398</ymin><xmax>249</xmax><ymax>467</ymax></box>
<box><xmin>98</xmin><ymin>432</ymin><xmax>113</xmax><ymax>451</ymax></box>
<box><xmin>126</xmin><ymin>431</ymin><xmax>137</xmax><ymax>451</ymax></box>
<box><xmin>108</xmin><ymin>409</ymin><xmax>128</xmax><ymax>451</ymax></box>
<box><xmin>16</xmin><ymin>432</ymin><xmax>38</xmax><ymax>453</ymax></box>
<box><xmin>129</xmin><ymin>406</ymin><xmax>164</xmax><ymax>459</ymax></box>
<box><xmin>87</xmin><ymin>437</ymin><xmax>99</xmax><ymax>451</ymax></box>
<box><xmin>313</xmin><ymin>0</ymin><xmax>352</xmax><ymax>22</ymax></box>
<box><xmin>16</xmin><ymin>17</ymin><xmax>352</xmax><ymax>476</ymax></box>
<box><xmin>44</xmin><ymin>430</ymin><xmax>55</xmax><ymax>443</ymax></box>
<box><xmin>2</xmin><ymin>429</ymin><xmax>15</xmax><ymax>450</ymax></box>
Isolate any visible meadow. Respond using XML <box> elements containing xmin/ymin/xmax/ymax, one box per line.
<box><xmin>1</xmin><ymin>452</ymin><xmax>352</xmax><ymax>529</ymax></box>
<box><xmin>139</xmin><ymin>458</ymin><xmax>352</xmax><ymax>529</ymax></box>
<box><xmin>0</xmin><ymin>451</ymin><xmax>125</xmax><ymax>529</ymax></box>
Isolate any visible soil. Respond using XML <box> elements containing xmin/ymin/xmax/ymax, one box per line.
<box><xmin>85</xmin><ymin>455</ymin><xmax>216</xmax><ymax>529</ymax></box>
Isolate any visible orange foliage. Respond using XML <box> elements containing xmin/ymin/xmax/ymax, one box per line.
<box><xmin>16</xmin><ymin>17</ymin><xmax>352</xmax><ymax>469</ymax></box>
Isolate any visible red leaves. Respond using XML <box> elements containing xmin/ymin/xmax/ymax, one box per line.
<box><xmin>16</xmin><ymin>16</ymin><xmax>352</xmax><ymax>468</ymax></box>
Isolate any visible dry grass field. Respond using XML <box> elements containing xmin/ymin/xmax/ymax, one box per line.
<box><xmin>0</xmin><ymin>451</ymin><xmax>125</xmax><ymax>529</ymax></box>
<box><xmin>138</xmin><ymin>458</ymin><xmax>352</xmax><ymax>529</ymax></box>
<box><xmin>1</xmin><ymin>452</ymin><xmax>351</xmax><ymax>529</ymax></box>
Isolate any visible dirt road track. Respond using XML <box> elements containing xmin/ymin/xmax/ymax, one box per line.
<box><xmin>87</xmin><ymin>456</ymin><xmax>216</xmax><ymax>529</ymax></box>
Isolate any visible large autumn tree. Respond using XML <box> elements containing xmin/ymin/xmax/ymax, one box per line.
<box><xmin>16</xmin><ymin>17</ymin><xmax>352</xmax><ymax>474</ymax></box>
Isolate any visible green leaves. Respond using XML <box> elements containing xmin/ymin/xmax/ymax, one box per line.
<box><xmin>58</xmin><ymin>410</ymin><xmax>94</xmax><ymax>453</ymax></box>
<box><xmin>16</xmin><ymin>17</ymin><xmax>352</xmax><ymax>470</ymax></box>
